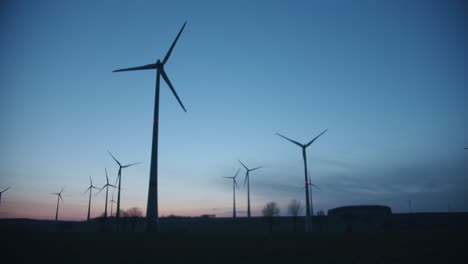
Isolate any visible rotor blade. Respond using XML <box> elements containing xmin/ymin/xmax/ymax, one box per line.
<box><xmin>250</xmin><ymin>166</ymin><xmax>263</xmax><ymax>172</ymax></box>
<box><xmin>113</xmin><ymin>63</ymin><xmax>157</xmax><ymax>73</ymax></box>
<box><xmin>234</xmin><ymin>168</ymin><xmax>240</xmax><ymax>178</ymax></box>
<box><xmin>276</xmin><ymin>133</ymin><xmax>302</xmax><ymax>147</ymax></box>
<box><xmin>52</xmin><ymin>193</ymin><xmax>59</xmax><ymax>195</ymax></box>
<box><xmin>59</xmin><ymin>186</ymin><xmax>65</xmax><ymax>194</ymax></box>
<box><xmin>305</xmin><ymin>129</ymin><xmax>328</xmax><ymax>147</ymax></box>
<box><xmin>160</xmin><ymin>70</ymin><xmax>187</xmax><ymax>112</ymax></box>
<box><xmin>108</xmin><ymin>184</ymin><xmax>117</xmax><ymax>188</ymax></box>
<box><xmin>163</xmin><ymin>22</ymin><xmax>187</xmax><ymax>65</ymax></box>
<box><xmin>223</xmin><ymin>176</ymin><xmax>234</xmax><ymax>179</ymax></box>
<box><xmin>311</xmin><ymin>183</ymin><xmax>320</xmax><ymax>189</ymax></box>
<box><xmin>234</xmin><ymin>180</ymin><xmax>239</xmax><ymax>190</ymax></box>
<box><xmin>89</xmin><ymin>176</ymin><xmax>92</xmax><ymax>186</ymax></box>
<box><xmin>83</xmin><ymin>186</ymin><xmax>91</xmax><ymax>195</ymax></box>
<box><xmin>2</xmin><ymin>186</ymin><xmax>11</xmax><ymax>193</ymax></box>
<box><xmin>96</xmin><ymin>186</ymin><xmax>106</xmax><ymax>195</ymax></box>
<box><xmin>123</xmin><ymin>162</ymin><xmax>142</xmax><ymax>168</ymax></box>
<box><xmin>59</xmin><ymin>194</ymin><xmax>63</xmax><ymax>202</ymax></box>
<box><xmin>107</xmin><ymin>151</ymin><xmax>121</xmax><ymax>167</ymax></box>
<box><xmin>238</xmin><ymin>160</ymin><xmax>248</xmax><ymax>170</ymax></box>
<box><xmin>244</xmin><ymin>173</ymin><xmax>248</xmax><ymax>187</ymax></box>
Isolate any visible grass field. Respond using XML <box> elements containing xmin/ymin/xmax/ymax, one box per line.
<box><xmin>4</xmin><ymin>232</ymin><xmax>467</xmax><ymax>263</ymax></box>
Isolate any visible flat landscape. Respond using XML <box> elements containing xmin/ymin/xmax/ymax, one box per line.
<box><xmin>4</xmin><ymin>232</ymin><xmax>467</xmax><ymax>263</ymax></box>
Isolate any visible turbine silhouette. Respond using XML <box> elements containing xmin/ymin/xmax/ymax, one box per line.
<box><xmin>83</xmin><ymin>176</ymin><xmax>100</xmax><ymax>221</ymax></box>
<box><xmin>51</xmin><ymin>187</ymin><xmax>65</xmax><ymax>221</ymax></box>
<box><xmin>96</xmin><ymin>168</ymin><xmax>117</xmax><ymax>219</ymax></box>
<box><xmin>238</xmin><ymin>160</ymin><xmax>263</xmax><ymax>218</ymax></box>
<box><xmin>113</xmin><ymin>22</ymin><xmax>188</xmax><ymax>232</ymax></box>
<box><xmin>108</xmin><ymin>151</ymin><xmax>140</xmax><ymax>222</ymax></box>
<box><xmin>223</xmin><ymin>168</ymin><xmax>241</xmax><ymax>218</ymax></box>
<box><xmin>276</xmin><ymin>129</ymin><xmax>327</xmax><ymax>232</ymax></box>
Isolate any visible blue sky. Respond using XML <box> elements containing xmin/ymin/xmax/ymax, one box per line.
<box><xmin>1</xmin><ymin>0</ymin><xmax>467</xmax><ymax>220</ymax></box>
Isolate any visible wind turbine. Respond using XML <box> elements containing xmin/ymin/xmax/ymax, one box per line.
<box><xmin>0</xmin><ymin>187</ymin><xmax>11</xmax><ymax>206</ymax></box>
<box><xmin>113</xmin><ymin>22</ymin><xmax>188</xmax><ymax>232</ymax></box>
<box><xmin>407</xmin><ymin>199</ymin><xmax>413</xmax><ymax>213</ymax></box>
<box><xmin>305</xmin><ymin>172</ymin><xmax>320</xmax><ymax>216</ymax></box>
<box><xmin>96</xmin><ymin>168</ymin><xmax>117</xmax><ymax>219</ymax></box>
<box><xmin>276</xmin><ymin>129</ymin><xmax>327</xmax><ymax>232</ymax></box>
<box><xmin>84</xmin><ymin>176</ymin><xmax>100</xmax><ymax>221</ymax></box>
<box><xmin>108</xmin><ymin>151</ymin><xmax>140</xmax><ymax>221</ymax></box>
<box><xmin>109</xmin><ymin>193</ymin><xmax>117</xmax><ymax>217</ymax></box>
<box><xmin>223</xmin><ymin>168</ymin><xmax>241</xmax><ymax>218</ymax></box>
<box><xmin>51</xmin><ymin>187</ymin><xmax>64</xmax><ymax>221</ymax></box>
<box><xmin>238</xmin><ymin>160</ymin><xmax>263</xmax><ymax>218</ymax></box>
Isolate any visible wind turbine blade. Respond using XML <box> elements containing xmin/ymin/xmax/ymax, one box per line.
<box><xmin>2</xmin><ymin>186</ymin><xmax>11</xmax><ymax>193</ymax></box>
<box><xmin>276</xmin><ymin>133</ymin><xmax>302</xmax><ymax>147</ymax></box>
<box><xmin>160</xmin><ymin>70</ymin><xmax>187</xmax><ymax>112</ymax></box>
<box><xmin>311</xmin><ymin>183</ymin><xmax>320</xmax><ymax>189</ymax></box>
<box><xmin>234</xmin><ymin>168</ymin><xmax>240</xmax><ymax>178</ymax></box>
<box><xmin>250</xmin><ymin>166</ymin><xmax>263</xmax><ymax>171</ymax></box>
<box><xmin>238</xmin><ymin>160</ymin><xmax>248</xmax><ymax>170</ymax></box>
<box><xmin>83</xmin><ymin>187</ymin><xmax>91</xmax><ymax>195</ymax></box>
<box><xmin>305</xmin><ymin>129</ymin><xmax>328</xmax><ymax>147</ymax></box>
<box><xmin>162</xmin><ymin>22</ymin><xmax>187</xmax><ymax>65</ymax></box>
<box><xmin>59</xmin><ymin>186</ymin><xmax>65</xmax><ymax>194</ymax></box>
<box><xmin>234</xmin><ymin>180</ymin><xmax>239</xmax><ymax>190</ymax></box>
<box><xmin>96</xmin><ymin>186</ymin><xmax>105</xmax><ymax>195</ymax></box>
<box><xmin>89</xmin><ymin>176</ymin><xmax>92</xmax><ymax>186</ymax></box>
<box><xmin>107</xmin><ymin>151</ymin><xmax>121</xmax><ymax>167</ymax></box>
<box><xmin>113</xmin><ymin>64</ymin><xmax>157</xmax><ymax>72</ymax></box>
<box><xmin>244</xmin><ymin>174</ymin><xmax>248</xmax><ymax>187</ymax></box>
<box><xmin>59</xmin><ymin>194</ymin><xmax>63</xmax><ymax>202</ymax></box>
<box><xmin>122</xmin><ymin>162</ymin><xmax>142</xmax><ymax>168</ymax></box>
<box><xmin>223</xmin><ymin>177</ymin><xmax>234</xmax><ymax>179</ymax></box>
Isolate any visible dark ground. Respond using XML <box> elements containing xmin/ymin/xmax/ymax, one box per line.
<box><xmin>3</xmin><ymin>232</ymin><xmax>467</xmax><ymax>264</ymax></box>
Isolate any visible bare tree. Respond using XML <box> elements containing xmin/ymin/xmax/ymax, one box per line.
<box><xmin>121</xmin><ymin>207</ymin><xmax>143</xmax><ymax>232</ymax></box>
<box><xmin>287</xmin><ymin>199</ymin><xmax>303</xmax><ymax>232</ymax></box>
<box><xmin>262</xmin><ymin>202</ymin><xmax>280</xmax><ymax>233</ymax></box>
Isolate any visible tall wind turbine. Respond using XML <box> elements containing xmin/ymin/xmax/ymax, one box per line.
<box><xmin>51</xmin><ymin>187</ymin><xmax>64</xmax><ymax>221</ymax></box>
<box><xmin>84</xmin><ymin>176</ymin><xmax>100</xmax><ymax>221</ymax></box>
<box><xmin>238</xmin><ymin>160</ymin><xmax>263</xmax><ymax>218</ymax></box>
<box><xmin>0</xmin><ymin>187</ymin><xmax>11</xmax><ymax>206</ymax></box>
<box><xmin>96</xmin><ymin>168</ymin><xmax>117</xmax><ymax>219</ymax></box>
<box><xmin>223</xmin><ymin>168</ymin><xmax>240</xmax><ymax>218</ymax></box>
<box><xmin>113</xmin><ymin>22</ymin><xmax>188</xmax><ymax>232</ymax></box>
<box><xmin>276</xmin><ymin>129</ymin><xmax>327</xmax><ymax>232</ymax></box>
<box><xmin>109</xmin><ymin>195</ymin><xmax>117</xmax><ymax>217</ymax></box>
<box><xmin>108</xmin><ymin>151</ymin><xmax>140</xmax><ymax>221</ymax></box>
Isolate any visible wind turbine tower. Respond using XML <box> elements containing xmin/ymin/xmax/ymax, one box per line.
<box><xmin>113</xmin><ymin>22</ymin><xmax>188</xmax><ymax>232</ymax></box>
<box><xmin>96</xmin><ymin>168</ymin><xmax>117</xmax><ymax>219</ymax></box>
<box><xmin>223</xmin><ymin>168</ymin><xmax>240</xmax><ymax>218</ymax></box>
<box><xmin>84</xmin><ymin>176</ymin><xmax>100</xmax><ymax>221</ymax></box>
<box><xmin>238</xmin><ymin>160</ymin><xmax>263</xmax><ymax>218</ymax></box>
<box><xmin>51</xmin><ymin>187</ymin><xmax>64</xmax><ymax>221</ymax></box>
<box><xmin>276</xmin><ymin>129</ymin><xmax>327</xmax><ymax>232</ymax></box>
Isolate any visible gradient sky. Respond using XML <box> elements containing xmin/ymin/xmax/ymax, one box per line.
<box><xmin>1</xmin><ymin>0</ymin><xmax>467</xmax><ymax>220</ymax></box>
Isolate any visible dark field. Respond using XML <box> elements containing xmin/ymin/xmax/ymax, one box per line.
<box><xmin>4</xmin><ymin>232</ymin><xmax>467</xmax><ymax>264</ymax></box>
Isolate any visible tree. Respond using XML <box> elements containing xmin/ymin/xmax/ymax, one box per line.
<box><xmin>287</xmin><ymin>199</ymin><xmax>303</xmax><ymax>232</ymax></box>
<box><xmin>121</xmin><ymin>207</ymin><xmax>143</xmax><ymax>232</ymax></box>
<box><xmin>262</xmin><ymin>202</ymin><xmax>280</xmax><ymax>233</ymax></box>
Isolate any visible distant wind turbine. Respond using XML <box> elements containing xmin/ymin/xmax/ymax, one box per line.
<box><xmin>0</xmin><ymin>187</ymin><xmax>11</xmax><ymax>206</ymax></box>
<box><xmin>51</xmin><ymin>187</ymin><xmax>64</xmax><ymax>221</ymax></box>
<box><xmin>113</xmin><ymin>22</ymin><xmax>188</xmax><ymax>232</ymax></box>
<box><xmin>238</xmin><ymin>160</ymin><xmax>263</xmax><ymax>218</ymax></box>
<box><xmin>302</xmin><ymin>172</ymin><xmax>320</xmax><ymax>216</ymax></box>
<box><xmin>109</xmin><ymin>196</ymin><xmax>117</xmax><ymax>217</ymax></box>
<box><xmin>108</xmin><ymin>151</ymin><xmax>140</xmax><ymax>221</ymax></box>
<box><xmin>223</xmin><ymin>168</ymin><xmax>241</xmax><ymax>218</ymax></box>
<box><xmin>407</xmin><ymin>199</ymin><xmax>413</xmax><ymax>213</ymax></box>
<box><xmin>84</xmin><ymin>176</ymin><xmax>100</xmax><ymax>221</ymax></box>
<box><xmin>276</xmin><ymin>129</ymin><xmax>328</xmax><ymax>232</ymax></box>
<box><xmin>96</xmin><ymin>168</ymin><xmax>117</xmax><ymax>219</ymax></box>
